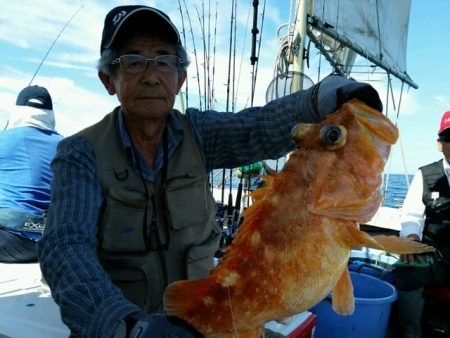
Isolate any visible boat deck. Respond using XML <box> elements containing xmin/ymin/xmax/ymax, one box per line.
<box><xmin>0</xmin><ymin>262</ymin><xmax>69</xmax><ymax>338</ymax></box>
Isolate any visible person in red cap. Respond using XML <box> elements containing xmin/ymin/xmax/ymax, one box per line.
<box><xmin>393</xmin><ymin>110</ymin><xmax>450</xmax><ymax>338</ymax></box>
<box><xmin>37</xmin><ymin>4</ymin><xmax>384</xmax><ymax>338</ymax></box>
<box><xmin>0</xmin><ymin>85</ymin><xmax>62</xmax><ymax>262</ymax></box>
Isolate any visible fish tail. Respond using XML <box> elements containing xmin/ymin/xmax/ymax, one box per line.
<box><xmin>345</xmin><ymin>225</ymin><xmax>435</xmax><ymax>254</ymax></box>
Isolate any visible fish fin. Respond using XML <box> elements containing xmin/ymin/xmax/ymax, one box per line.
<box><xmin>370</xmin><ymin>235</ymin><xmax>435</xmax><ymax>254</ymax></box>
<box><xmin>344</xmin><ymin>225</ymin><xmax>435</xmax><ymax>254</ymax></box>
<box><xmin>248</xmin><ymin>175</ymin><xmax>273</xmax><ymax>203</ymax></box>
<box><xmin>331</xmin><ymin>268</ymin><xmax>354</xmax><ymax>315</ymax></box>
<box><xmin>250</xmin><ymin>186</ymin><xmax>268</xmax><ymax>202</ymax></box>
<box><xmin>164</xmin><ymin>278</ymin><xmax>217</xmax><ymax>332</ymax></box>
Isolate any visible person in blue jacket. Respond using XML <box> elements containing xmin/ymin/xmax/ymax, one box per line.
<box><xmin>0</xmin><ymin>85</ymin><xmax>63</xmax><ymax>262</ymax></box>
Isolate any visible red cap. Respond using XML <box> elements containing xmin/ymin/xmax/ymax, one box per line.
<box><xmin>439</xmin><ymin>111</ymin><xmax>450</xmax><ymax>135</ymax></box>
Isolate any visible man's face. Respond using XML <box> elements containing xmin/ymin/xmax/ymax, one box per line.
<box><xmin>105</xmin><ymin>34</ymin><xmax>186</xmax><ymax>122</ymax></box>
<box><xmin>439</xmin><ymin>139</ymin><xmax>450</xmax><ymax>163</ymax></box>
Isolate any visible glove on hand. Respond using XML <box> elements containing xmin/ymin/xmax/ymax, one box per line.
<box><xmin>127</xmin><ymin>314</ymin><xmax>201</xmax><ymax>338</ymax></box>
<box><xmin>313</xmin><ymin>74</ymin><xmax>382</xmax><ymax>119</ymax></box>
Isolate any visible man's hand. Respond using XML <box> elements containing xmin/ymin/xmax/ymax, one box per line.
<box><xmin>397</xmin><ymin>234</ymin><xmax>433</xmax><ymax>267</ymax></box>
<box><xmin>313</xmin><ymin>74</ymin><xmax>382</xmax><ymax>119</ymax></box>
<box><xmin>113</xmin><ymin>314</ymin><xmax>202</xmax><ymax>338</ymax></box>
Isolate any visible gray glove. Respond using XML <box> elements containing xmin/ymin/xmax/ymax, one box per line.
<box><xmin>312</xmin><ymin>74</ymin><xmax>382</xmax><ymax>119</ymax></box>
<box><xmin>113</xmin><ymin>313</ymin><xmax>201</xmax><ymax>338</ymax></box>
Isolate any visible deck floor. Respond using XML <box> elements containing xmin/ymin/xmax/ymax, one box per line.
<box><xmin>0</xmin><ymin>262</ymin><xmax>69</xmax><ymax>338</ymax></box>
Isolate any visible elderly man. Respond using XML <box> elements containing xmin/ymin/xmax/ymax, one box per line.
<box><xmin>38</xmin><ymin>5</ymin><xmax>382</xmax><ymax>338</ymax></box>
<box><xmin>0</xmin><ymin>85</ymin><xmax>62</xmax><ymax>262</ymax></box>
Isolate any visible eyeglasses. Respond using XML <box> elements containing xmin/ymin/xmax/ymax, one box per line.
<box><xmin>111</xmin><ymin>54</ymin><xmax>182</xmax><ymax>73</ymax></box>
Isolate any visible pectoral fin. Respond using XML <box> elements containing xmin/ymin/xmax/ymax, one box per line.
<box><xmin>344</xmin><ymin>224</ymin><xmax>435</xmax><ymax>254</ymax></box>
<box><xmin>331</xmin><ymin>268</ymin><xmax>354</xmax><ymax>315</ymax></box>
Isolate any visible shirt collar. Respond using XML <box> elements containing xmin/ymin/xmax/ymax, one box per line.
<box><xmin>116</xmin><ymin>109</ymin><xmax>184</xmax><ymax>180</ymax></box>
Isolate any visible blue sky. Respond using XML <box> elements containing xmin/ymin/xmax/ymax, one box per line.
<box><xmin>0</xmin><ymin>0</ymin><xmax>449</xmax><ymax>175</ymax></box>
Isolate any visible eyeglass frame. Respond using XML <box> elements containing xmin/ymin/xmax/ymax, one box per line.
<box><xmin>111</xmin><ymin>54</ymin><xmax>183</xmax><ymax>74</ymax></box>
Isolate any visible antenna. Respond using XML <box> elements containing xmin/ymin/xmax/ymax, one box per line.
<box><xmin>28</xmin><ymin>4</ymin><xmax>84</xmax><ymax>86</ymax></box>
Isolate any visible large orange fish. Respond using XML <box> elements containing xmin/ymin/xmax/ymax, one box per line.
<box><xmin>164</xmin><ymin>99</ymin><xmax>433</xmax><ymax>338</ymax></box>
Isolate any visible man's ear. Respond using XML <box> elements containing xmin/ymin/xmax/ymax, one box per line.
<box><xmin>437</xmin><ymin>139</ymin><xmax>443</xmax><ymax>152</ymax></box>
<box><xmin>176</xmin><ymin>70</ymin><xmax>187</xmax><ymax>93</ymax></box>
<box><xmin>98</xmin><ymin>71</ymin><xmax>116</xmax><ymax>95</ymax></box>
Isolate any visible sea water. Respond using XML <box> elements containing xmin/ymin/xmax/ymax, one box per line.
<box><xmin>212</xmin><ymin>169</ymin><xmax>413</xmax><ymax>209</ymax></box>
<box><xmin>381</xmin><ymin>173</ymin><xmax>413</xmax><ymax>208</ymax></box>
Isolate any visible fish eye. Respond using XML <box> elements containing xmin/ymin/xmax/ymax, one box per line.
<box><xmin>320</xmin><ymin>124</ymin><xmax>347</xmax><ymax>150</ymax></box>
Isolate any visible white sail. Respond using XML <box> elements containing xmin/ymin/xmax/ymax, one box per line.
<box><xmin>307</xmin><ymin>0</ymin><xmax>416</xmax><ymax>87</ymax></box>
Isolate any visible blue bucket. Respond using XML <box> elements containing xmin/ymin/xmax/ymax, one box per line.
<box><xmin>310</xmin><ymin>271</ymin><xmax>397</xmax><ymax>338</ymax></box>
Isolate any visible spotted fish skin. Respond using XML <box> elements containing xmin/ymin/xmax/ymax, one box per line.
<box><xmin>164</xmin><ymin>99</ymin><xmax>434</xmax><ymax>338</ymax></box>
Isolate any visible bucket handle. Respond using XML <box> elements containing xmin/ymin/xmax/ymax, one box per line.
<box><xmin>354</xmin><ymin>263</ymin><xmax>388</xmax><ymax>280</ymax></box>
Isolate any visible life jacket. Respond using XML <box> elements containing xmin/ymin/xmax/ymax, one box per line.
<box><xmin>421</xmin><ymin>159</ymin><xmax>450</xmax><ymax>252</ymax></box>
<box><xmin>78</xmin><ymin>108</ymin><xmax>221</xmax><ymax>313</ymax></box>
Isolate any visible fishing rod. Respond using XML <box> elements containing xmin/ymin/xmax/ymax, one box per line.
<box><xmin>250</xmin><ymin>0</ymin><xmax>266</xmax><ymax>107</ymax></box>
<box><xmin>233</xmin><ymin>0</ymin><xmax>252</xmax><ymax>110</ymax></box>
<box><xmin>225</xmin><ymin>0</ymin><xmax>238</xmax><ymax>231</ymax></box>
<box><xmin>231</xmin><ymin>0</ymin><xmax>237</xmax><ymax>114</ymax></box>
<box><xmin>206</xmin><ymin>0</ymin><xmax>212</xmax><ymax>110</ymax></box>
<box><xmin>210</xmin><ymin>1</ymin><xmax>218</xmax><ymax>109</ymax></box>
<box><xmin>177</xmin><ymin>0</ymin><xmax>189</xmax><ymax>109</ymax></box>
<box><xmin>28</xmin><ymin>4</ymin><xmax>84</xmax><ymax>86</ymax></box>
<box><xmin>219</xmin><ymin>0</ymin><xmax>236</xmax><ymax>204</ymax></box>
<box><xmin>194</xmin><ymin>4</ymin><xmax>208</xmax><ymax>110</ymax></box>
<box><xmin>182</xmin><ymin>0</ymin><xmax>203</xmax><ymax>110</ymax></box>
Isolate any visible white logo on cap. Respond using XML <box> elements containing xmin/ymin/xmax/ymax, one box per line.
<box><xmin>113</xmin><ymin>10</ymin><xmax>127</xmax><ymax>26</ymax></box>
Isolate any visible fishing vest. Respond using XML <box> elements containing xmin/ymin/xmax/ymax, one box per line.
<box><xmin>421</xmin><ymin>159</ymin><xmax>450</xmax><ymax>251</ymax></box>
<box><xmin>78</xmin><ymin>108</ymin><xmax>221</xmax><ymax>313</ymax></box>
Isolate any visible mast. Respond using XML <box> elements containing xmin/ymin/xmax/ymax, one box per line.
<box><xmin>291</xmin><ymin>0</ymin><xmax>308</xmax><ymax>91</ymax></box>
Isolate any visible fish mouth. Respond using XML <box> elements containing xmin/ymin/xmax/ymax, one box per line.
<box><xmin>353</xmin><ymin>102</ymin><xmax>399</xmax><ymax>145</ymax></box>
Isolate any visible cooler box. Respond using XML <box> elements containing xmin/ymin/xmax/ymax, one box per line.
<box><xmin>310</xmin><ymin>271</ymin><xmax>397</xmax><ymax>338</ymax></box>
<box><xmin>265</xmin><ymin>311</ymin><xmax>316</xmax><ymax>338</ymax></box>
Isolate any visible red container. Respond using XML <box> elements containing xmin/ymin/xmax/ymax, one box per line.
<box><xmin>265</xmin><ymin>311</ymin><xmax>316</xmax><ymax>338</ymax></box>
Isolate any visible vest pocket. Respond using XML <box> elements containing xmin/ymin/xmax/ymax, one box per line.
<box><xmin>99</xmin><ymin>187</ymin><xmax>150</xmax><ymax>252</ymax></box>
<box><xmin>165</xmin><ymin>175</ymin><xmax>212</xmax><ymax>229</ymax></box>
<box><xmin>186</xmin><ymin>227</ymin><xmax>222</xmax><ymax>279</ymax></box>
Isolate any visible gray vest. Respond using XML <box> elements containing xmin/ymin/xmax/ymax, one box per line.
<box><xmin>78</xmin><ymin>108</ymin><xmax>221</xmax><ymax>312</ymax></box>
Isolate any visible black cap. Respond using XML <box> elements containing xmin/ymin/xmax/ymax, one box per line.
<box><xmin>16</xmin><ymin>85</ymin><xmax>53</xmax><ymax>110</ymax></box>
<box><xmin>100</xmin><ymin>5</ymin><xmax>181</xmax><ymax>54</ymax></box>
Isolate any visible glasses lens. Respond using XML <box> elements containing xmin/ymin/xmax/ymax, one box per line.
<box><xmin>154</xmin><ymin>55</ymin><xmax>180</xmax><ymax>72</ymax></box>
<box><xmin>120</xmin><ymin>55</ymin><xmax>147</xmax><ymax>73</ymax></box>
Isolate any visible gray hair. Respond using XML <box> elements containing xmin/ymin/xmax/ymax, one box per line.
<box><xmin>97</xmin><ymin>44</ymin><xmax>190</xmax><ymax>76</ymax></box>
